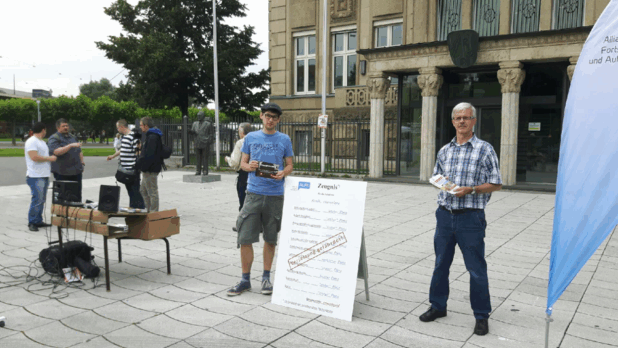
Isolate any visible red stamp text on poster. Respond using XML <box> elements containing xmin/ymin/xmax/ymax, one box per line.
<box><xmin>288</xmin><ymin>232</ymin><xmax>347</xmax><ymax>270</ymax></box>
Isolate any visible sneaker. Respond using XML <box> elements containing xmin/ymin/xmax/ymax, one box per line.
<box><xmin>227</xmin><ymin>281</ymin><xmax>251</xmax><ymax>296</ymax></box>
<box><xmin>28</xmin><ymin>224</ymin><xmax>38</xmax><ymax>232</ymax></box>
<box><xmin>261</xmin><ymin>278</ymin><xmax>273</xmax><ymax>295</ymax></box>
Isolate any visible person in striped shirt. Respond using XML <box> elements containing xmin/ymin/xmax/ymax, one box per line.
<box><xmin>107</xmin><ymin>119</ymin><xmax>145</xmax><ymax>209</ymax></box>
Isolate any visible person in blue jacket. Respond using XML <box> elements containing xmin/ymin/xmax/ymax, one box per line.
<box><xmin>136</xmin><ymin>117</ymin><xmax>163</xmax><ymax>212</ymax></box>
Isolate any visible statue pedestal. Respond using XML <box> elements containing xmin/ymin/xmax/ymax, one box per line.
<box><xmin>183</xmin><ymin>174</ymin><xmax>221</xmax><ymax>183</ymax></box>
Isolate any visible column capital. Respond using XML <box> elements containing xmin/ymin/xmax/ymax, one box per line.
<box><xmin>567</xmin><ymin>55</ymin><xmax>579</xmax><ymax>81</ymax></box>
<box><xmin>417</xmin><ymin>68</ymin><xmax>443</xmax><ymax>97</ymax></box>
<box><xmin>419</xmin><ymin>67</ymin><xmax>442</xmax><ymax>75</ymax></box>
<box><xmin>367</xmin><ymin>74</ymin><xmax>390</xmax><ymax>99</ymax></box>
<box><xmin>498</xmin><ymin>61</ymin><xmax>525</xmax><ymax>93</ymax></box>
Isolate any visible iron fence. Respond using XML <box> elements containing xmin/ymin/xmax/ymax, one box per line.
<box><xmin>153</xmin><ymin>118</ymin><xmax>398</xmax><ymax>175</ymax></box>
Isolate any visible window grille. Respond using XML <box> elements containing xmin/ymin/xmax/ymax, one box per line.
<box><xmin>554</xmin><ymin>0</ymin><xmax>584</xmax><ymax>30</ymax></box>
<box><xmin>438</xmin><ymin>0</ymin><xmax>462</xmax><ymax>41</ymax></box>
<box><xmin>512</xmin><ymin>0</ymin><xmax>541</xmax><ymax>33</ymax></box>
<box><xmin>474</xmin><ymin>0</ymin><xmax>500</xmax><ymax>36</ymax></box>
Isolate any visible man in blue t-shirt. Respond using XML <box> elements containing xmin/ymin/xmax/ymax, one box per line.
<box><xmin>228</xmin><ymin>103</ymin><xmax>294</xmax><ymax>297</ymax></box>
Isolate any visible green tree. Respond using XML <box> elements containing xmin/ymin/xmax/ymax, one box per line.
<box><xmin>96</xmin><ymin>0</ymin><xmax>269</xmax><ymax>118</ymax></box>
<box><xmin>90</xmin><ymin>96</ymin><xmax>120</xmax><ymax>142</ymax></box>
<box><xmin>79</xmin><ymin>78</ymin><xmax>116</xmax><ymax>101</ymax></box>
<box><xmin>0</xmin><ymin>99</ymin><xmax>36</xmax><ymax>145</ymax></box>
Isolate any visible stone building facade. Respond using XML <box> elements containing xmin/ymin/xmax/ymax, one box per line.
<box><xmin>269</xmin><ymin>0</ymin><xmax>610</xmax><ymax>185</ymax></box>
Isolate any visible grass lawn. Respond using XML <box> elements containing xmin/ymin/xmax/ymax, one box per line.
<box><xmin>0</xmin><ymin>148</ymin><xmax>115</xmax><ymax>157</ymax></box>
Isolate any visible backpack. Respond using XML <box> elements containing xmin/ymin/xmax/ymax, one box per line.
<box><xmin>157</xmin><ymin>136</ymin><xmax>172</xmax><ymax>172</ymax></box>
<box><xmin>161</xmin><ymin>142</ymin><xmax>172</xmax><ymax>159</ymax></box>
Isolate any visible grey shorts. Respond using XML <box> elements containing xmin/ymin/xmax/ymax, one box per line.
<box><xmin>236</xmin><ymin>192</ymin><xmax>284</xmax><ymax>247</ymax></box>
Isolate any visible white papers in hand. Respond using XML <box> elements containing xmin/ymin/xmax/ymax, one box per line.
<box><xmin>429</xmin><ymin>174</ymin><xmax>460</xmax><ymax>194</ymax></box>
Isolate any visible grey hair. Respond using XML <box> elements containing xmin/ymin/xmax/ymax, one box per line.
<box><xmin>117</xmin><ymin>119</ymin><xmax>128</xmax><ymax>128</ymax></box>
<box><xmin>140</xmin><ymin>116</ymin><xmax>154</xmax><ymax>128</ymax></box>
<box><xmin>239</xmin><ymin>122</ymin><xmax>252</xmax><ymax>136</ymax></box>
<box><xmin>451</xmin><ymin>102</ymin><xmax>477</xmax><ymax>119</ymax></box>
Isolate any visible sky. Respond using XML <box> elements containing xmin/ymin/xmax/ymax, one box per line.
<box><xmin>0</xmin><ymin>0</ymin><xmax>269</xmax><ymax>99</ymax></box>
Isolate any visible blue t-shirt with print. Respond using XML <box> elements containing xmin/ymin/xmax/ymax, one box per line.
<box><xmin>242</xmin><ymin>130</ymin><xmax>294</xmax><ymax>196</ymax></box>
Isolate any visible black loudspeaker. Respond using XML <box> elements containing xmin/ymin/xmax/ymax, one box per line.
<box><xmin>98</xmin><ymin>185</ymin><xmax>120</xmax><ymax>212</ymax></box>
<box><xmin>53</xmin><ymin>180</ymin><xmax>81</xmax><ymax>204</ymax></box>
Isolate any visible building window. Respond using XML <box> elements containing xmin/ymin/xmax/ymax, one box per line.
<box><xmin>438</xmin><ymin>0</ymin><xmax>462</xmax><ymax>41</ymax></box>
<box><xmin>295</xmin><ymin>34</ymin><xmax>316</xmax><ymax>94</ymax></box>
<box><xmin>333</xmin><ymin>31</ymin><xmax>357</xmax><ymax>89</ymax></box>
<box><xmin>553</xmin><ymin>0</ymin><xmax>584</xmax><ymax>30</ymax></box>
<box><xmin>511</xmin><ymin>0</ymin><xmax>541</xmax><ymax>33</ymax></box>
<box><xmin>474</xmin><ymin>0</ymin><xmax>500</xmax><ymax>37</ymax></box>
<box><xmin>295</xmin><ymin>130</ymin><xmax>312</xmax><ymax>156</ymax></box>
<box><xmin>374</xmin><ymin>20</ymin><xmax>403</xmax><ymax>48</ymax></box>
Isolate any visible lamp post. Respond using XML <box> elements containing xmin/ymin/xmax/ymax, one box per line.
<box><xmin>320</xmin><ymin>0</ymin><xmax>327</xmax><ymax>175</ymax></box>
<box><xmin>213</xmin><ymin>0</ymin><xmax>221</xmax><ymax>169</ymax></box>
<box><xmin>36</xmin><ymin>100</ymin><xmax>41</xmax><ymax>122</ymax></box>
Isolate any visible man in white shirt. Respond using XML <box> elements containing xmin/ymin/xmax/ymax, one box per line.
<box><xmin>25</xmin><ymin>122</ymin><xmax>57</xmax><ymax>231</ymax></box>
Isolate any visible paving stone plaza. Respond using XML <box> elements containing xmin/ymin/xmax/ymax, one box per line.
<box><xmin>1</xmin><ymin>171</ymin><xmax>616</xmax><ymax>347</ymax></box>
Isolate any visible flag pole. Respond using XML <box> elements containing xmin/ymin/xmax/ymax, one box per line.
<box><xmin>544</xmin><ymin>313</ymin><xmax>553</xmax><ymax>348</ymax></box>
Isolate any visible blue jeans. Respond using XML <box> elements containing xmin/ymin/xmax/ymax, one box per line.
<box><xmin>125</xmin><ymin>176</ymin><xmax>145</xmax><ymax>209</ymax></box>
<box><xmin>429</xmin><ymin>207</ymin><xmax>491</xmax><ymax>319</ymax></box>
<box><xmin>26</xmin><ymin>177</ymin><xmax>49</xmax><ymax>225</ymax></box>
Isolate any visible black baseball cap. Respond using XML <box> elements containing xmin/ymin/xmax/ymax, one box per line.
<box><xmin>261</xmin><ymin>103</ymin><xmax>282</xmax><ymax>116</ymax></box>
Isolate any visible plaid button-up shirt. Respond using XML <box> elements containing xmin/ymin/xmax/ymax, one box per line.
<box><xmin>433</xmin><ymin>135</ymin><xmax>502</xmax><ymax>210</ymax></box>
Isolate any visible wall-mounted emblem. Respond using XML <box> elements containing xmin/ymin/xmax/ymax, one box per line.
<box><xmin>447</xmin><ymin>30</ymin><xmax>479</xmax><ymax>69</ymax></box>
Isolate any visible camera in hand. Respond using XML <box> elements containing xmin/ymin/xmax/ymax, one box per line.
<box><xmin>255</xmin><ymin>161</ymin><xmax>279</xmax><ymax>178</ymax></box>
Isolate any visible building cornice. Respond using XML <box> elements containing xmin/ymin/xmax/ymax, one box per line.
<box><xmin>357</xmin><ymin>26</ymin><xmax>592</xmax><ymax>61</ymax></box>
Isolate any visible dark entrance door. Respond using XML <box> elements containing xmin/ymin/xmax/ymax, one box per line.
<box><xmin>516</xmin><ymin>62</ymin><xmax>567</xmax><ymax>184</ymax></box>
<box><xmin>475</xmin><ymin>107</ymin><xmax>501</xmax><ymax>158</ymax></box>
<box><xmin>439</xmin><ymin>70</ymin><xmax>502</xmax><ymax>157</ymax></box>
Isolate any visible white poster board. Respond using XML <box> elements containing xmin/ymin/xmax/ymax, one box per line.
<box><xmin>272</xmin><ymin>177</ymin><xmax>367</xmax><ymax>321</ymax></box>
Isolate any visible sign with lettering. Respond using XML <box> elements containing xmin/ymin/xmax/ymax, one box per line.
<box><xmin>272</xmin><ymin>177</ymin><xmax>367</xmax><ymax>321</ymax></box>
<box><xmin>528</xmin><ymin>122</ymin><xmax>541</xmax><ymax>131</ymax></box>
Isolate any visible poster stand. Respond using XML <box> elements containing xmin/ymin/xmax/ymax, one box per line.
<box><xmin>357</xmin><ymin>228</ymin><xmax>369</xmax><ymax>301</ymax></box>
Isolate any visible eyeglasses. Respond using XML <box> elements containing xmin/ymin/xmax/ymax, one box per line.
<box><xmin>453</xmin><ymin>116</ymin><xmax>473</xmax><ymax>122</ymax></box>
<box><xmin>264</xmin><ymin>113</ymin><xmax>280</xmax><ymax>120</ymax></box>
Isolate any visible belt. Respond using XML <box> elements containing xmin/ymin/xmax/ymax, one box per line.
<box><xmin>439</xmin><ymin>206</ymin><xmax>482</xmax><ymax>214</ymax></box>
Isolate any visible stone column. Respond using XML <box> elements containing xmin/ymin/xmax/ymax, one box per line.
<box><xmin>367</xmin><ymin>74</ymin><xmax>390</xmax><ymax>178</ymax></box>
<box><xmin>497</xmin><ymin>61</ymin><xmax>526</xmax><ymax>186</ymax></box>
<box><xmin>567</xmin><ymin>56</ymin><xmax>579</xmax><ymax>81</ymax></box>
<box><xmin>417</xmin><ymin>67</ymin><xmax>443</xmax><ymax>181</ymax></box>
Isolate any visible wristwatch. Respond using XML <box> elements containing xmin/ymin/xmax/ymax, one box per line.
<box><xmin>471</xmin><ymin>186</ymin><xmax>477</xmax><ymax>195</ymax></box>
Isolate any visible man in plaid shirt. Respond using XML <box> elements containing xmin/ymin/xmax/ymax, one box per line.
<box><xmin>419</xmin><ymin>102</ymin><xmax>502</xmax><ymax>336</ymax></box>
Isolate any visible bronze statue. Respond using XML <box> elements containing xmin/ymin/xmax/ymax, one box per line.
<box><xmin>189</xmin><ymin>109</ymin><xmax>214</xmax><ymax>175</ymax></box>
